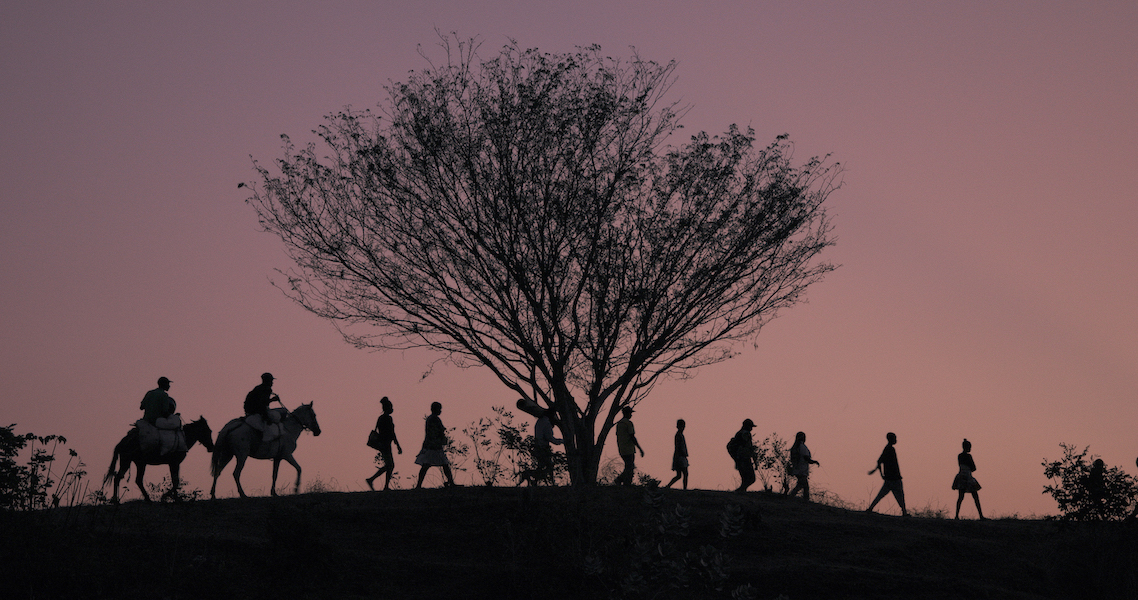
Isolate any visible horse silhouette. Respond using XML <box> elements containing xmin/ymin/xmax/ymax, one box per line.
<box><xmin>209</xmin><ymin>403</ymin><xmax>321</xmax><ymax>498</ymax></box>
<box><xmin>103</xmin><ymin>416</ymin><xmax>214</xmax><ymax>502</ymax></box>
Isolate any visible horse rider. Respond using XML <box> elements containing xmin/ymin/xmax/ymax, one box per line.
<box><xmin>244</xmin><ymin>372</ymin><xmax>284</xmax><ymax>443</ymax></box>
<box><xmin>138</xmin><ymin>376</ymin><xmax>177</xmax><ymax>454</ymax></box>
<box><xmin>141</xmin><ymin>376</ymin><xmax>176</xmax><ymax>424</ymax></box>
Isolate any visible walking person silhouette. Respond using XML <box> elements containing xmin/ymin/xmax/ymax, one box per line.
<box><xmin>414</xmin><ymin>402</ymin><xmax>457</xmax><ymax>488</ymax></box>
<box><xmin>614</xmin><ymin>407</ymin><xmax>644</xmax><ymax>486</ymax></box>
<box><xmin>729</xmin><ymin>419</ymin><xmax>757</xmax><ymax>493</ymax></box>
<box><xmin>866</xmin><ymin>432</ymin><xmax>908</xmax><ymax>516</ymax></box>
<box><xmin>366</xmin><ymin>397</ymin><xmax>402</xmax><ymax>490</ymax></box>
<box><xmin>952</xmin><ymin>438</ymin><xmax>985</xmax><ymax>519</ymax></box>
<box><xmin>786</xmin><ymin>431</ymin><xmax>820</xmax><ymax>501</ymax></box>
<box><xmin>664</xmin><ymin>419</ymin><xmax>689</xmax><ymax>489</ymax></box>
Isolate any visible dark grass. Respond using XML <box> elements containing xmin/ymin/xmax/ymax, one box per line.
<box><xmin>3</xmin><ymin>486</ymin><xmax>1137</xmax><ymax>599</ymax></box>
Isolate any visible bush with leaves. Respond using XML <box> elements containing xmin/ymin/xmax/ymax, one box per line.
<box><xmin>753</xmin><ymin>433</ymin><xmax>791</xmax><ymax>493</ymax></box>
<box><xmin>463</xmin><ymin>406</ymin><xmax>567</xmax><ymax>486</ymax></box>
<box><xmin>1</xmin><ymin>424</ymin><xmax>86</xmax><ymax>511</ymax></box>
<box><xmin>1042</xmin><ymin>443</ymin><xmax>1137</xmax><ymax>521</ymax></box>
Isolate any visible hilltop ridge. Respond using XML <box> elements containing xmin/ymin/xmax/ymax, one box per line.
<box><xmin>3</xmin><ymin>486</ymin><xmax>1135</xmax><ymax>599</ymax></box>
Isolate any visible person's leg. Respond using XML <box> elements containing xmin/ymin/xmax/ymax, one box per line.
<box><xmin>736</xmin><ymin>462</ymin><xmax>755</xmax><ymax>492</ymax></box>
<box><xmin>892</xmin><ymin>481</ymin><xmax>908</xmax><ymax>516</ymax></box>
<box><xmin>681</xmin><ymin>468</ymin><xmax>688</xmax><ymax>490</ymax></box>
<box><xmin>971</xmin><ymin>491</ymin><xmax>984</xmax><ymax>519</ymax></box>
<box><xmin>788</xmin><ymin>475</ymin><xmax>806</xmax><ymax>498</ymax></box>
<box><xmin>665</xmin><ymin>471</ymin><xmax>681</xmax><ymax>488</ymax></box>
<box><xmin>442</xmin><ymin>464</ymin><xmax>456</xmax><ymax>485</ymax></box>
<box><xmin>366</xmin><ymin>468</ymin><xmax>382</xmax><ymax>490</ymax></box>
<box><xmin>803</xmin><ymin>476</ymin><xmax>811</xmax><ymax>502</ymax></box>
<box><xmin>867</xmin><ymin>482</ymin><xmax>890</xmax><ymax>512</ymax></box>
<box><xmin>955</xmin><ymin>491</ymin><xmax>965</xmax><ymax>519</ymax></box>
<box><xmin>416</xmin><ymin>464</ymin><xmax>430</xmax><ymax>488</ymax></box>
<box><xmin>619</xmin><ymin>454</ymin><xmax>635</xmax><ymax>485</ymax></box>
<box><xmin>382</xmin><ymin>450</ymin><xmax>395</xmax><ymax>489</ymax></box>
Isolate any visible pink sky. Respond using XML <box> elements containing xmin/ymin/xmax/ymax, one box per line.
<box><xmin>2</xmin><ymin>1</ymin><xmax>1136</xmax><ymax>516</ymax></box>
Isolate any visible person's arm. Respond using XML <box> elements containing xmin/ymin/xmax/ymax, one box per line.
<box><xmin>869</xmin><ymin>453</ymin><xmax>882</xmax><ymax>475</ymax></box>
<box><xmin>393</xmin><ymin>430</ymin><xmax>402</xmax><ymax>454</ymax></box>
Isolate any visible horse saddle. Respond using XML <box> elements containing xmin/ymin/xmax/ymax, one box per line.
<box><xmin>136</xmin><ymin>414</ymin><xmax>187</xmax><ymax>455</ymax></box>
<box><xmin>245</xmin><ymin>414</ymin><xmax>282</xmax><ymax>443</ymax></box>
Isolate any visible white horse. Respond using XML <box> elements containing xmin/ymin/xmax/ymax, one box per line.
<box><xmin>209</xmin><ymin>403</ymin><xmax>321</xmax><ymax>499</ymax></box>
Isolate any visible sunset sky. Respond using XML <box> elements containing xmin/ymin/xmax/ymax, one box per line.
<box><xmin>3</xmin><ymin>1</ymin><xmax>1135</xmax><ymax>516</ymax></box>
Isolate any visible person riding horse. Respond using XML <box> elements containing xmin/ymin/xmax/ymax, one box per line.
<box><xmin>137</xmin><ymin>376</ymin><xmax>178</xmax><ymax>454</ymax></box>
<box><xmin>244</xmin><ymin>372</ymin><xmax>284</xmax><ymax>444</ymax></box>
<box><xmin>140</xmin><ymin>376</ymin><xmax>176</xmax><ymax>424</ymax></box>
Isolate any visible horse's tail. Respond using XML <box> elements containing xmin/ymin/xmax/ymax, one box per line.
<box><xmin>103</xmin><ymin>449</ymin><xmax>118</xmax><ymax>488</ymax></box>
<box><xmin>211</xmin><ymin>422</ymin><xmax>236</xmax><ymax>479</ymax></box>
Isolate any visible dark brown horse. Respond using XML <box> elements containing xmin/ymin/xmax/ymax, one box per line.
<box><xmin>103</xmin><ymin>417</ymin><xmax>214</xmax><ymax>502</ymax></box>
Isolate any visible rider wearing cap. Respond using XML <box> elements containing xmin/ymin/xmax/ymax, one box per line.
<box><xmin>140</xmin><ymin>376</ymin><xmax>176</xmax><ymax>424</ymax></box>
<box><xmin>244</xmin><ymin>373</ymin><xmax>283</xmax><ymax>442</ymax></box>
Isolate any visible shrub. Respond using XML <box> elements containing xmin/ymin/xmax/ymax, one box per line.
<box><xmin>462</xmin><ymin>406</ymin><xmax>567</xmax><ymax>486</ymax></box>
<box><xmin>1042</xmin><ymin>443</ymin><xmax>1137</xmax><ymax>521</ymax></box>
<box><xmin>145</xmin><ymin>477</ymin><xmax>204</xmax><ymax>502</ymax></box>
<box><xmin>1</xmin><ymin>424</ymin><xmax>85</xmax><ymax>511</ymax></box>
<box><xmin>753</xmin><ymin>433</ymin><xmax>791</xmax><ymax>493</ymax></box>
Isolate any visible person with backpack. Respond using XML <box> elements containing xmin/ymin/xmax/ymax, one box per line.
<box><xmin>729</xmin><ymin>419</ymin><xmax>757</xmax><ymax>493</ymax></box>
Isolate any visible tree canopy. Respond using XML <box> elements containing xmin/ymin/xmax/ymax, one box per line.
<box><xmin>247</xmin><ymin>39</ymin><xmax>841</xmax><ymax>484</ymax></box>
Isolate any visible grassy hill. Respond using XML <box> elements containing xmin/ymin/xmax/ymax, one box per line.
<box><xmin>3</xmin><ymin>486</ymin><xmax>1136</xmax><ymax>599</ymax></box>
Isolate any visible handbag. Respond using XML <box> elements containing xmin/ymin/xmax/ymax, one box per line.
<box><xmin>366</xmin><ymin>430</ymin><xmax>383</xmax><ymax>450</ymax></box>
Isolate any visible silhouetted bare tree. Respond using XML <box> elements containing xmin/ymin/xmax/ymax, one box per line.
<box><xmin>247</xmin><ymin>38</ymin><xmax>841</xmax><ymax>485</ymax></box>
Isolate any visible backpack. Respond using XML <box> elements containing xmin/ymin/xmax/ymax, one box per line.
<box><xmin>726</xmin><ymin>435</ymin><xmax>741</xmax><ymax>458</ymax></box>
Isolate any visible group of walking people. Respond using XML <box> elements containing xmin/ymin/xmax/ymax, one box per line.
<box><xmin>360</xmin><ymin>397</ymin><xmax>986</xmax><ymax>519</ymax></box>
<box><xmin>616</xmin><ymin>413</ymin><xmax>985</xmax><ymax>520</ymax></box>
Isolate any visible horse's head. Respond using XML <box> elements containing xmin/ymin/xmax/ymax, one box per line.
<box><xmin>186</xmin><ymin>416</ymin><xmax>215</xmax><ymax>452</ymax></box>
<box><xmin>292</xmin><ymin>402</ymin><xmax>321</xmax><ymax>436</ymax></box>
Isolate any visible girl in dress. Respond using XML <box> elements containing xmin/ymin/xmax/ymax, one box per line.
<box><xmin>952</xmin><ymin>438</ymin><xmax>985</xmax><ymax>519</ymax></box>
<box><xmin>414</xmin><ymin>402</ymin><xmax>457</xmax><ymax>488</ymax></box>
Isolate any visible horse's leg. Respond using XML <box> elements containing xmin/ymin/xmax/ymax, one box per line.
<box><xmin>112</xmin><ymin>461</ymin><xmax>127</xmax><ymax>502</ymax></box>
<box><xmin>232</xmin><ymin>454</ymin><xmax>249</xmax><ymax>498</ymax></box>
<box><xmin>167</xmin><ymin>463</ymin><xmax>181</xmax><ymax>501</ymax></box>
<box><xmin>136</xmin><ymin>463</ymin><xmax>150</xmax><ymax>502</ymax></box>
<box><xmin>210</xmin><ymin>448</ymin><xmax>231</xmax><ymax>500</ymax></box>
<box><xmin>271</xmin><ymin>458</ymin><xmax>281</xmax><ymax>497</ymax></box>
<box><xmin>282</xmin><ymin>453</ymin><xmax>302</xmax><ymax>495</ymax></box>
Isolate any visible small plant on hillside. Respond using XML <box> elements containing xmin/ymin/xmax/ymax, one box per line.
<box><xmin>1</xmin><ymin>424</ymin><xmax>85</xmax><ymax>510</ymax></box>
<box><xmin>443</xmin><ymin>426</ymin><xmax>470</xmax><ymax>475</ymax></box>
<box><xmin>1043</xmin><ymin>443</ymin><xmax>1137</xmax><ymax>521</ymax></box>
<box><xmin>910</xmin><ymin>502</ymin><xmax>948</xmax><ymax>519</ymax></box>
<box><xmin>145</xmin><ymin>477</ymin><xmax>204</xmax><ymax>502</ymax></box>
<box><xmin>462</xmin><ymin>406</ymin><xmax>568</xmax><ymax>486</ymax></box>
<box><xmin>303</xmin><ymin>475</ymin><xmax>339</xmax><ymax>494</ymax></box>
<box><xmin>753</xmin><ymin>433</ymin><xmax>791</xmax><ymax>493</ymax></box>
<box><xmin>811</xmin><ymin>487</ymin><xmax>856</xmax><ymax>510</ymax></box>
<box><xmin>636</xmin><ymin>472</ymin><xmax>661</xmax><ymax>488</ymax></box>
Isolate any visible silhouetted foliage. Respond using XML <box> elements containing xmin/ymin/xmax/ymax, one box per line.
<box><xmin>247</xmin><ymin>36</ymin><xmax>840</xmax><ymax>485</ymax></box>
<box><xmin>752</xmin><ymin>433</ymin><xmax>791</xmax><ymax>493</ymax></box>
<box><xmin>1042</xmin><ymin>443</ymin><xmax>1137</xmax><ymax>521</ymax></box>
<box><xmin>0</xmin><ymin>424</ymin><xmax>84</xmax><ymax>511</ymax></box>
<box><xmin>463</xmin><ymin>406</ymin><xmax>567</xmax><ymax>486</ymax></box>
